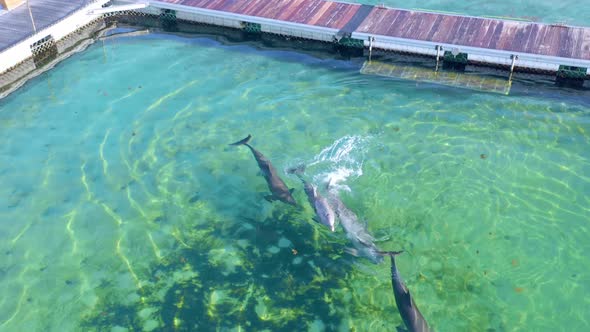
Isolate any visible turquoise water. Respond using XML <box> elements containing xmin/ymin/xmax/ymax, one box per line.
<box><xmin>1</xmin><ymin>30</ymin><xmax>589</xmax><ymax>331</ymax></box>
<box><xmin>355</xmin><ymin>0</ymin><xmax>590</xmax><ymax>26</ymax></box>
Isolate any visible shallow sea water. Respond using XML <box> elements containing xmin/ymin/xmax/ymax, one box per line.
<box><xmin>0</xmin><ymin>28</ymin><xmax>589</xmax><ymax>332</ymax></box>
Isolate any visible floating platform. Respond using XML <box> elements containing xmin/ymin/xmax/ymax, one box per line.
<box><xmin>360</xmin><ymin>61</ymin><xmax>512</xmax><ymax>94</ymax></box>
<box><xmin>142</xmin><ymin>0</ymin><xmax>590</xmax><ymax>77</ymax></box>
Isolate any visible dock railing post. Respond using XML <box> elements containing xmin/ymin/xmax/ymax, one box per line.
<box><xmin>26</xmin><ymin>0</ymin><xmax>37</xmax><ymax>33</ymax></box>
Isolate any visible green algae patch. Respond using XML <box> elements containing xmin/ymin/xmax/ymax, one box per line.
<box><xmin>78</xmin><ymin>210</ymin><xmax>390</xmax><ymax>331</ymax></box>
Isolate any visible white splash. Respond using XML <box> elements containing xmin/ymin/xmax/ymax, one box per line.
<box><xmin>307</xmin><ymin>135</ymin><xmax>372</xmax><ymax>192</ymax></box>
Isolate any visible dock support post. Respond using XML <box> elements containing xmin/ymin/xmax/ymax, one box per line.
<box><xmin>368</xmin><ymin>36</ymin><xmax>375</xmax><ymax>62</ymax></box>
<box><xmin>509</xmin><ymin>54</ymin><xmax>518</xmax><ymax>81</ymax></box>
<box><xmin>435</xmin><ymin>45</ymin><xmax>442</xmax><ymax>71</ymax></box>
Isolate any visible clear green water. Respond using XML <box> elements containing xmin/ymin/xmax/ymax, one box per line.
<box><xmin>354</xmin><ymin>0</ymin><xmax>590</xmax><ymax>26</ymax></box>
<box><xmin>0</xmin><ymin>32</ymin><xmax>589</xmax><ymax>332</ymax></box>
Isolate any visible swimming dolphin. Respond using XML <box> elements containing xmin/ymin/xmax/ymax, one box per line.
<box><xmin>326</xmin><ymin>182</ymin><xmax>383</xmax><ymax>263</ymax></box>
<box><xmin>287</xmin><ymin>165</ymin><xmax>336</xmax><ymax>231</ymax></box>
<box><xmin>380</xmin><ymin>251</ymin><xmax>431</xmax><ymax>332</ymax></box>
<box><xmin>230</xmin><ymin>135</ymin><xmax>297</xmax><ymax>206</ymax></box>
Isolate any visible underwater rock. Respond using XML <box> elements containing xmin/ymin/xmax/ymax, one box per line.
<box><xmin>309</xmin><ymin>319</ymin><xmax>326</xmax><ymax>332</ymax></box>
<box><xmin>138</xmin><ymin>307</ymin><xmax>158</xmax><ymax>320</ymax></box>
<box><xmin>278</xmin><ymin>237</ymin><xmax>292</xmax><ymax>248</ymax></box>
<box><xmin>111</xmin><ymin>326</ymin><xmax>129</xmax><ymax>332</ymax></box>
<box><xmin>126</xmin><ymin>293</ymin><xmax>141</xmax><ymax>304</ymax></box>
<box><xmin>143</xmin><ymin>319</ymin><xmax>159</xmax><ymax>331</ymax></box>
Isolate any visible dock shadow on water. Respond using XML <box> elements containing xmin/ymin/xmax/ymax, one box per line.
<box><xmin>80</xmin><ymin>206</ymin><xmax>385</xmax><ymax>331</ymax></box>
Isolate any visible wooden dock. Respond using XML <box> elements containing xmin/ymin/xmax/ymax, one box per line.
<box><xmin>146</xmin><ymin>0</ymin><xmax>590</xmax><ymax>76</ymax></box>
<box><xmin>1</xmin><ymin>0</ymin><xmax>589</xmax><ymax>96</ymax></box>
<box><xmin>0</xmin><ymin>0</ymin><xmax>95</xmax><ymax>52</ymax></box>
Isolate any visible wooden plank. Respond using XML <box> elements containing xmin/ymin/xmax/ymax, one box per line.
<box><xmin>412</xmin><ymin>12</ymin><xmax>439</xmax><ymax>41</ymax></box>
<box><xmin>281</xmin><ymin>0</ymin><xmax>309</xmax><ymax>22</ymax></box>
<box><xmin>428</xmin><ymin>15</ymin><xmax>455</xmax><ymax>44</ymax></box>
<box><xmin>317</xmin><ymin>2</ymin><xmax>349</xmax><ymax>28</ymax></box>
<box><xmin>423</xmin><ymin>14</ymin><xmax>444</xmax><ymax>42</ymax></box>
<box><xmin>571</xmin><ymin>28</ymin><xmax>590</xmax><ymax>60</ymax></box>
<box><xmin>181</xmin><ymin>0</ymin><xmax>210</xmax><ymax>8</ymax></box>
<box><xmin>465</xmin><ymin>17</ymin><xmax>485</xmax><ymax>46</ymax></box>
<box><xmin>356</xmin><ymin>8</ymin><xmax>388</xmax><ymax>34</ymax></box>
<box><xmin>557</xmin><ymin>26</ymin><xmax>572</xmax><ymax>58</ymax></box>
<box><xmin>438</xmin><ymin>16</ymin><xmax>460</xmax><ymax>44</ymax></box>
<box><xmin>257</xmin><ymin>0</ymin><xmax>291</xmax><ymax>19</ymax></box>
<box><xmin>379</xmin><ymin>10</ymin><xmax>401</xmax><ymax>36</ymax></box>
<box><xmin>519</xmin><ymin>22</ymin><xmax>538</xmax><ymax>52</ymax></box>
<box><xmin>485</xmin><ymin>20</ymin><xmax>504</xmax><ymax>50</ymax></box>
<box><xmin>409</xmin><ymin>12</ymin><xmax>436</xmax><ymax>40</ymax></box>
<box><xmin>396</xmin><ymin>11</ymin><xmax>418</xmax><ymax>39</ymax></box>
<box><xmin>276</xmin><ymin>0</ymin><xmax>306</xmax><ymax>21</ymax></box>
<box><xmin>217</xmin><ymin>0</ymin><xmax>244</xmax><ymax>12</ymax></box>
<box><xmin>580</xmin><ymin>29</ymin><xmax>590</xmax><ymax>59</ymax></box>
<box><xmin>495</xmin><ymin>21</ymin><xmax>517</xmax><ymax>52</ymax></box>
<box><xmin>306</xmin><ymin>1</ymin><xmax>333</xmax><ymax>26</ymax></box>
<box><xmin>289</xmin><ymin>0</ymin><xmax>324</xmax><ymax>24</ymax></box>
<box><xmin>521</xmin><ymin>24</ymin><xmax>538</xmax><ymax>52</ymax></box>
<box><xmin>223</xmin><ymin>0</ymin><xmax>255</xmax><ymax>14</ymax></box>
<box><xmin>338</xmin><ymin>4</ymin><xmax>369</xmax><ymax>33</ymax></box>
<box><xmin>203</xmin><ymin>0</ymin><xmax>224</xmax><ymax>10</ymax></box>
<box><xmin>331</xmin><ymin>2</ymin><xmax>358</xmax><ymax>29</ymax></box>
<box><xmin>535</xmin><ymin>26</ymin><xmax>559</xmax><ymax>56</ymax></box>
<box><xmin>329</xmin><ymin>4</ymin><xmax>361</xmax><ymax>32</ymax></box>
<box><xmin>314</xmin><ymin>2</ymin><xmax>338</xmax><ymax>27</ymax></box>
<box><xmin>385</xmin><ymin>10</ymin><xmax>408</xmax><ymax>37</ymax></box>
<box><xmin>242</xmin><ymin>0</ymin><xmax>267</xmax><ymax>16</ymax></box>
<box><xmin>548</xmin><ymin>26</ymin><xmax>565</xmax><ymax>57</ymax></box>
<box><xmin>199</xmin><ymin>0</ymin><xmax>219</xmax><ymax>8</ymax></box>
<box><xmin>457</xmin><ymin>17</ymin><xmax>477</xmax><ymax>45</ymax></box>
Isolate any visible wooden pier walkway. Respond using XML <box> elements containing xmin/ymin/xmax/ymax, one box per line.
<box><xmin>0</xmin><ymin>0</ymin><xmax>94</xmax><ymax>52</ymax></box>
<box><xmin>1</xmin><ymin>0</ymin><xmax>589</xmax><ymax>94</ymax></box>
<box><xmin>149</xmin><ymin>0</ymin><xmax>590</xmax><ymax>75</ymax></box>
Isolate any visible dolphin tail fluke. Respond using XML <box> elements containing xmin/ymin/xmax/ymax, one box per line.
<box><xmin>344</xmin><ymin>247</ymin><xmax>360</xmax><ymax>257</ymax></box>
<box><xmin>263</xmin><ymin>194</ymin><xmax>277</xmax><ymax>203</ymax></box>
<box><xmin>229</xmin><ymin>134</ymin><xmax>252</xmax><ymax>146</ymax></box>
<box><xmin>377</xmin><ymin>250</ymin><xmax>404</xmax><ymax>257</ymax></box>
<box><xmin>287</xmin><ymin>164</ymin><xmax>306</xmax><ymax>183</ymax></box>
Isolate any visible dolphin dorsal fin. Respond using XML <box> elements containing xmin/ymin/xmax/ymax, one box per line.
<box><xmin>325</xmin><ymin>178</ymin><xmax>333</xmax><ymax>191</ymax></box>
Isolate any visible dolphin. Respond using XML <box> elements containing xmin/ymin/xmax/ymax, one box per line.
<box><xmin>287</xmin><ymin>165</ymin><xmax>336</xmax><ymax>231</ymax></box>
<box><xmin>230</xmin><ymin>135</ymin><xmax>297</xmax><ymax>206</ymax></box>
<box><xmin>326</xmin><ymin>182</ymin><xmax>383</xmax><ymax>263</ymax></box>
<box><xmin>380</xmin><ymin>251</ymin><xmax>431</xmax><ymax>332</ymax></box>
